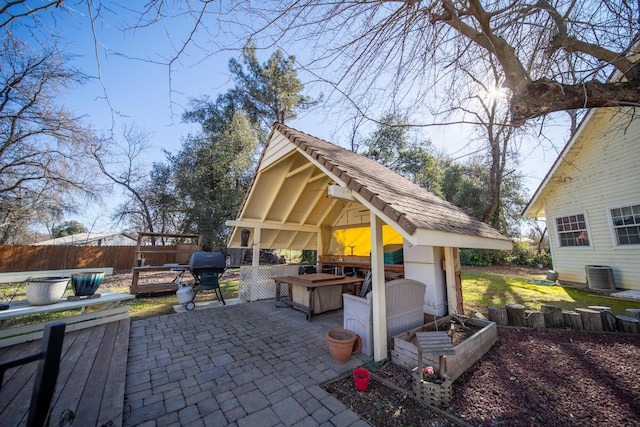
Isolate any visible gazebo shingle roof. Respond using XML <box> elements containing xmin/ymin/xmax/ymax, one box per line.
<box><xmin>275</xmin><ymin>123</ymin><xmax>508</xmax><ymax>242</ymax></box>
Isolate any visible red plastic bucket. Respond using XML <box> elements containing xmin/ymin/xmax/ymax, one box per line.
<box><xmin>353</xmin><ymin>368</ymin><xmax>370</xmax><ymax>391</ymax></box>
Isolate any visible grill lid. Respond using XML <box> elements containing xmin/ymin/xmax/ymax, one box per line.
<box><xmin>189</xmin><ymin>252</ymin><xmax>226</xmax><ymax>272</ymax></box>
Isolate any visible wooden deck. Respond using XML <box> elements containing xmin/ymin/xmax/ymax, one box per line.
<box><xmin>0</xmin><ymin>318</ymin><xmax>130</xmax><ymax>426</ymax></box>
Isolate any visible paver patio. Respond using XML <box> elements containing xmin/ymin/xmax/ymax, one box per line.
<box><xmin>123</xmin><ymin>300</ymin><xmax>370</xmax><ymax>427</ymax></box>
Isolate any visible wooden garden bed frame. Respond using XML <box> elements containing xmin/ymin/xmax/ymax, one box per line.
<box><xmin>391</xmin><ymin>315</ymin><xmax>497</xmax><ymax>382</ymax></box>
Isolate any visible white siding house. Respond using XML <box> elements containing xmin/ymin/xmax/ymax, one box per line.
<box><xmin>523</xmin><ymin>108</ymin><xmax>640</xmax><ymax>290</ymax></box>
<box><xmin>34</xmin><ymin>232</ymin><xmax>137</xmax><ymax>246</ymax></box>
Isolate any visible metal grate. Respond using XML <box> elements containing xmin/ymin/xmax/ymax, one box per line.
<box><xmin>585</xmin><ymin>265</ymin><xmax>616</xmax><ymax>290</ymax></box>
<box><xmin>238</xmin><ymin>264</ymin><xmax>305</xmax><ymax>301</ymax></box>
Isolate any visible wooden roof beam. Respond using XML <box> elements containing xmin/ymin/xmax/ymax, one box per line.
<box><xmin>297</xmin><ymin>181</ymin><xmax>330</xmax><ymax>226</ymax></box>
<box><xmin>314</xmin><ymin>198</ymin><xmax>340</xmax><ymax>227</ymax></box>
<box><xmin>280</xmin><ymin>167</ymin><xmax>315</xmax><ymax>224</ymax></box>
<box><xmin>285</xmin><ymin>162</ymin><xmax>314</xmax><ymax>178</ymax></box>
<box><xmin>226</xmin><ymin>219</ymin><xmax>319</xmax><ymax>233</ymax></box>
<box><xmin>258</xmin><ymin>157</ymin><xmax>294</xmax><ymax>222</ymax></box>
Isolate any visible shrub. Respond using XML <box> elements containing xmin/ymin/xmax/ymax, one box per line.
<box><xmin>507</xmin><ymin>241</ymin><xmax>535</xmax><ymax>266</ymax></box>
<box><xmin>460</xmin><ymin>248</ymin><xmax>506</xmax><ymax>266</ymax></box>
<box><xmin>532</xmin><ymin>251</ymin><xmax>552</xmax><ymax>269</ymax></box>
<box><xmin>300</xmin><ymin>250</ymin><xmax>317</xmax><ymax>265</ymax></box>
<box><xmin>461</xmin><ymin>242</ymin><xmax>551</xmax><ymax>268</ymax></box>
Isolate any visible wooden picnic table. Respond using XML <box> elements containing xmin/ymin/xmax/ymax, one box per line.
<box><xmin>272</xmin><ymin>273</ymin><xmax>364</xmax><ymax>321</ymax></box>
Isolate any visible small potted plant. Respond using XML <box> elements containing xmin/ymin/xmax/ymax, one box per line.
<box><xmin>421</xmin><ymin>365</ymin><xmax>442</xmax><ymax>384</ymax></box>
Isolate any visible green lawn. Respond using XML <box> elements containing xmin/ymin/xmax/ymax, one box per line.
<box><xmin>461</xmin><ymin>269</ymin><xmax>639</xmax><ymax>316</ymax></box>
<box><xmin>0</xmin><ymin>275</ymin><xmax>240</xmax><ymax>323</ymax></box>
<box><xmin>107</xmin><ymin>276</ymin><xmax>240</xmax><ymax>319</ymax></box>
<box><xmin>3</xmin><ymin>268</ymin><xmax>638</xmax><ymax>325</ymax></box>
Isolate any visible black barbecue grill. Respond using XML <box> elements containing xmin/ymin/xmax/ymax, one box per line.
<box><xmin>177</xmin><ymin>251</ymin><xmax>227</xmax><ymax>310</ymax></box>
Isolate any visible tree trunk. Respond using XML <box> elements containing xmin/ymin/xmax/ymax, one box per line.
<box><xmin>506</xmin><ymin>303</ymin><xmax>526</xmax><ymax>327</ymax></box>
<box><xmin>588</xmin><ymin>306</ymin><xmax>616</xmax><ymax>332</ymax></box>
<box><xmin>562</xmin><ymin>310</ymin><xmax>583</xmax><ymax>330</ymax></box>
<box><xmin>576</xmin><ymin>308</ymin><xmax>603</xmax><ymax>332</ymax></box>
<box><xmin>541</xmin><ymin>304</ymin><xmax>565</xmax><ymax>329</ymax></box>
<box><xmin>488</xmin><ymin>306</ymin><xmax>508</xmax><ymax>326</ymax></box>
<box><xmin>615</xmin><ymin>316</ymin><xmax>639</xmax><ymax>334</ymax></box>
<box><xmin>625</xmin><ymin>309</ymin><xmax>640</xmax><ymax>320</ymax></box>
<box><xmin>525</xmin><ymin>310</ymin><xmax>545</xmax><ymax>329</ymax></box>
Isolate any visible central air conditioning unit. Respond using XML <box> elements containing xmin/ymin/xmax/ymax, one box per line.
<box><xmin>585</xmin><ymin>265</ymin><xmax>616</xmax><ymax>290</ymax></box>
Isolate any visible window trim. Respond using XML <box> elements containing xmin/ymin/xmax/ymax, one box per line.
<box><xmin>606</xmin><ymin>201</ymin><xmax>640</xmax><ymax>249</ymax></box>
<box><xmin>553</xmin><ymin>211</ymin><xmax>592</xmax><ymax>249</ymax></box>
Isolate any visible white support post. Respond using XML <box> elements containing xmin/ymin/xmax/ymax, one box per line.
<box><xmin>370</xmin><ymin>212</ymin><xmax>387</xmax><ymax>362</ymax></box>
<box><xmin>444</xmin><ymin>247</ymin><xmax>458</xmax><ymax>315</ymax></box>
<box><xmin>316</xmin><ymin>232</ymin><xmax>323</xmax><ymax>264</ymax></box>
<box><xmin>250</xmin><ymin>228</ymin><xmax>262</xmax><ymax>296</ymax></box>
<box><xmin>252</xmin><ymin>228</ymin><xmax>261</xmax><ymax>267</ymax></box>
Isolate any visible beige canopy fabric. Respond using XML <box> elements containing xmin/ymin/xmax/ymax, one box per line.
<box><xmin>227</xmin><ymin>123</ymin><xmax>511</xmax><ymax>251</ymax></box>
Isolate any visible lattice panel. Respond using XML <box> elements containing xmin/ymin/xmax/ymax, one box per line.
<box><xmin>239</xmin><ymin>264</ymin><xmax>304</xmax><ymax>301</ymax></box>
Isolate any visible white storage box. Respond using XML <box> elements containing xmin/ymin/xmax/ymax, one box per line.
<box><xmin>343</xmin><ymin>278</ymin><xmax>426</xmax><ymax>357</ymax></box>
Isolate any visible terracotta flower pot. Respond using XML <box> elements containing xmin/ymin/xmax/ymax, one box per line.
<box><xmin>326</xmin><ymin>328</ymin><xmax>357</xmax><ymax>363</ymax></box>
<box><xmin>351</xmin><ymin>334</ymin><xmax>362</xmax><ymax>355</ymax></box>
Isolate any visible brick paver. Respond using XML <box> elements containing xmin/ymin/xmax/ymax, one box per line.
<box><xmin>123</xmin><ymin>301</ymin><xmax>369</xmax><ymax>426</ymax></box>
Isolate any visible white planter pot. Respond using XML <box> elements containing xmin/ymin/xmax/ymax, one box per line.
<box><xmin>26</xmin><ymin>277</ymin><xmax>70</xmax><ymax>305</ymax></box>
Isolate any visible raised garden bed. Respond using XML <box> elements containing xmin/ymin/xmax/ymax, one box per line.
<box><xmin>391</xmin><ymin>315</ymin><xmax>497</xmax><ymax>382</ymax></box>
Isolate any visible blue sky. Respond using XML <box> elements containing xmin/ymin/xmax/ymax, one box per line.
<box><xmin>16</xmin><ymin>2</ymin><xmax>563</xmax><ymax>234</ymax></box>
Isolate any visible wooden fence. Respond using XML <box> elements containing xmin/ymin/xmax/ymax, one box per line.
<box><xmin>0</xmin><ymin>245</ymin><xmax>226</xmax><ymax>273</ymax></box>
<box><xmin>0</xmin><ymin>245</ymin><xmax>233</xmax><ymax>274</ymax></box>
<box><xmin>0</xmin><ymin>245</ymin><xmax>137</xmax><ymax>273</ymax></box>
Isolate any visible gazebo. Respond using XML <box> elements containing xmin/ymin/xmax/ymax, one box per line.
<box><xmin>227</xmin><ymin>123</ymin><xmax>511</xmax><ymax>361</ymax></box>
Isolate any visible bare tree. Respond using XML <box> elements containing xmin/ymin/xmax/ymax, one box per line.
<box><xmin>8</xmin><ymin>1</ymin><xmax>638</xmax><ymax>126</ymax></box>
<box><xmin>450</xmin><ymin>56</ymin><xmax>527</xmax><ymax>224</ymax></box>
<box><xmin>0</xmin><ymin>1</ymin><xmax>63</xmax><ymax>29</ymax></box>
<box><xmin>156</xmin><ymin>0</ymin><xmax>637</xmax><ymax>125</ymax></box>
<box><xmin>89</xmin><ymin>126</ymin><xmax>156</xmax><ymax>234</ymax></box>
<box><xmin>233</xmin><ymin>0</ymin><xmax>639</xmax><ymax>124</ymax></box>
<box><xmin>0</xmin><ymin>35</ymin><xmax>100</xmax><ymax>243</ymax></box>
<box><xmin>527</xmin><ymin>219</ymin><xmax>550</xmax><ymax>255</ymax></box>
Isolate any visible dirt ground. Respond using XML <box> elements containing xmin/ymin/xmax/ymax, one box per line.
<box><xmin>100</xmin><ymin>269</ymin><xmax>240</xmax><ymax>290</ymax></box>
<box><xmin>324</xmin><ymin>327</ymin><xmax>640</xmax><ymax>426</ymax></box>
<box><xmin>324</xmin><ymin>266</ymin><xmax>639</xmax><ymax>426</ymax></box>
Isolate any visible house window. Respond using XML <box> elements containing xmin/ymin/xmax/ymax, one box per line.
<box><xmin>555</xmin><ymin>213</ymin><xmax>590</xmax><ymax>247</ymax></box>
<box><xmin>609</xmin><ymin>204</ymin><xmax>640</xmax><ymax>246</ymax></box>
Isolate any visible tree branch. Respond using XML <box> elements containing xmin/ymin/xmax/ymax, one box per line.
<box><xmin>432</xmin><ymin>0</ymin><xmax>530</xmax><ymax>90</ymax></box>
<box><xmin>511</xmin><ymin>79</ymin><xmax>640</xmax><ymax>122</ymax></box>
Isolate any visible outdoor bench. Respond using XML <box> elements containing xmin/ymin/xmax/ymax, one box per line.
<box><xmin>0</xmin><ymin>292</ymin><xmax>134</xmax><ymax>348</ymax></box>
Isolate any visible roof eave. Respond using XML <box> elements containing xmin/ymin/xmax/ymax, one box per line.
<box><xmin>523</xmin><ymin>108</ymin><xmax>597</xmax><ymax>219</ymax></box>
<box><xmin>413</xmin><ymin>229</ymin><xmax>512</xmax><ymax>250</ymax></box>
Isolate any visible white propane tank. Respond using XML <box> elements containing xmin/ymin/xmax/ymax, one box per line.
<box><xmin>176</xmin><ymin>283</ymin><xmax>194</xmax><ymax>304</ymax></box>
